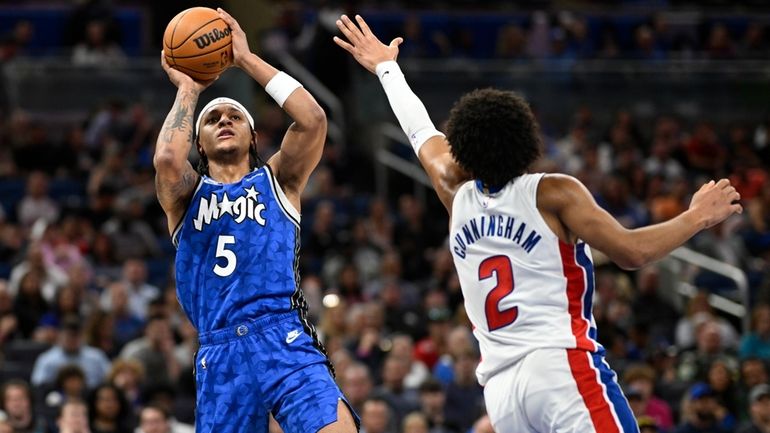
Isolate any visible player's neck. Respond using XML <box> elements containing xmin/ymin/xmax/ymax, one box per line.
<box><xmin>208</xmin><ymin>160</ymin><xmax>251</xmax><ymax>184</ymax></box>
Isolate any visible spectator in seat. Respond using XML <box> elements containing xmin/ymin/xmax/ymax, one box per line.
<box><xmin>57</xmin><ymin>399</ymin><xmax>91</xmax><ymax>433</ymax></box>
<box><xmin>741</xmin><ymin>304</ymin><xmax>770</xmax><ymax>360</ymax></box>
<box><xmin>31</xmin><ymin>315</ymin><xmax>111</xmax><ymax>388</ymax></box>
<box><xmin>0</xmin><ymin>379</ymin><xmax>47</xmax><ymax>433</ymax></box>
<box><xmin>738</xmin><ymin>384</ymin><xmax>770</xmax><ymax>433</ymax></box>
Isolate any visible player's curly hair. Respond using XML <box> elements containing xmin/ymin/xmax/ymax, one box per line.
<box><xmin>195</xmin><ymin>131</ymin><xmax>264</xmax><ymax>176</ymax></box>
<box><xmin>446</xmin><ymin>88</ymin><xmax>542</xmax><ymax>188</ymax></box>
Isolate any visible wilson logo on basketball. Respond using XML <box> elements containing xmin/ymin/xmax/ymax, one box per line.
<box><xmin>194</xmin><ymin>27</ymin><xmax>232</xmax><ymax>49</ymax></box>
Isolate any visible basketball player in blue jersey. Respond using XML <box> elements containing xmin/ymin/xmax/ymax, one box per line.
<box><xmin>335</xmin><ymin>15</ymin><xmax>742</xmax><ymax>433</ymax></box>
<box><xmin>154</xmin><ymin>8</ymin><xmax>358</xmax><ymax>433</ymax></box>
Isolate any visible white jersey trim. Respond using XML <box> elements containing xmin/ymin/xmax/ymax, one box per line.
<box><xmin>264</xmin><ymin>164</ymin><xmax>301</xmax><ymax>228</ymax></box>
<box><xmin>171</xmin><ymin>177</ymin><xmax>204</xmax><ymax>249</ymax></box>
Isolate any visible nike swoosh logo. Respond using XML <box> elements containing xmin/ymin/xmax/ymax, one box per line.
<box><xmin>286</xmin><ymin>330</ymin><xmax>301</xmax><ymax>344</ymax></box>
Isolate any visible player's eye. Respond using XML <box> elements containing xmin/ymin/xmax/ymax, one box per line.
<box><xmin>232</xmin><ymin>115</ymin><xmax>241</xmax><ymax>121</ymax></box>
<box><xmin>206</xmin><ymin>117</ymin><xmax>217</xmax><ymax>124</ymax></box>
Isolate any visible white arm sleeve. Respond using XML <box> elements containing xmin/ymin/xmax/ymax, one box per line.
<box><xmin>376</xmin><ymin>60</ymin><xmax>444</xmax><ymax>155</ymax></box>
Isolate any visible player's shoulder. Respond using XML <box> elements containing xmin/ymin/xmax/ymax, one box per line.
<box><xmin>537</xmin><ymin>173</ymin><xmax>587</xmax><ymax>191</ymax></box>
<box><xmin>536</xmin><ymin>173</ymin><xmax>590</xmax><ymax>211</ymax></box>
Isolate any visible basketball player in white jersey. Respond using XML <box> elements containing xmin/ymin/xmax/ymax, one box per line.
<box><xmin>334</xmin><ymin>15</ymin><xmax>742</xmax><ymax>433</ymax></box>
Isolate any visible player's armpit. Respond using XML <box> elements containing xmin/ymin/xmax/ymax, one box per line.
<box><xmin>267</xmin><ymin>95</ymin><xmax>326</xmax><ymax>210</ymax></box>
<box><xmin>155</xmin><ymin>165</ymin><xmax>199</xmax><ymax>235</ymax></box>
<box><xmin>418</xmin><ymin>135</ymin><xmax>471</xmax><ymax>214</ymax></box>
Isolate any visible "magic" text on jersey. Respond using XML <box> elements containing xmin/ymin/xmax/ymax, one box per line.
<box><xmin>193</xmin><ymin>186</ymin><xmax>267</xmax><ymax>231</ymax></box>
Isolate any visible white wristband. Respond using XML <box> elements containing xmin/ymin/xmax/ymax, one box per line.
<box><xmin>265</xmin><ymin>71</ymin><xmax>303</xmax><ymax>107</ymax></box>
<box><xmin>375</xmin><ymin>61</ymin><xmax>444</xmax><ymax>156</ymax></box>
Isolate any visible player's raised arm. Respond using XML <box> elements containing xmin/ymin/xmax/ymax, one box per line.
<box><xmin>216</xmin><ymin>8</ymin><xmax>326</xmax><ymax>209</ymax></box>
<box><xmin>154</xmin><ymin>52</ymin><xmax>214</xmax><ymax>235</ymax></box>
<box><xmin>539</xmin><ymin>174</ymin><xmax>743</xmax><ymax>270</ymax></box>
<box><xmin>334</xmin><ymin>14</ymin><xmax>469</xmax><ymax>213</ymax></box>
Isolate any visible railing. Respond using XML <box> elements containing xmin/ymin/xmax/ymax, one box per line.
<box><xmin>265</xmin><ymin>50</ymin><xmax>346</xmax><ymax>147</ymax></box>
<box><xmin>664</xmin><ymin>247</ymin><xmax>750</xmax><ymax>334</ymax></box>
<box><xmin>1</xmin><ymin>54</ymin><xmax>348</xmax><ymax>146</ymax></box>
<box><xmin>349</xmin><ymin>58</ymin><xmax>770</xmax><ymax>141</ymax></box>
<box><xmin>374</xmin><ymin>123</ymin><xmax>430</xmax><ymax>203</ymax></box>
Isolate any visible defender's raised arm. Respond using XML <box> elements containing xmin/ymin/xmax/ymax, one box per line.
<box><xmin>334</xmin><ymin>14</ymin><xmax>469</xmax><ymax>213</ymax></box>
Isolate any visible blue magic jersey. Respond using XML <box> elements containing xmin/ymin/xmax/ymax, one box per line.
<box><xmin>173</xmin><ymin>165</ymin><xmax>303</xmax><ymax>333</ymax></box>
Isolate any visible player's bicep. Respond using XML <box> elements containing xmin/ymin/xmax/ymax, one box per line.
<box><xmin>155</xmin><ymin>162</ymin><xmax>199</xmax><ymax>234</ymax></box>
<box><xmin>271</xmin><ymin>117</ymin><xmax>326</xmax><ymax>196</ymax></box>
<box><xmin>542</xmin><ymin>175</ymin><xmax>632</xmax><ymax>255</ymax></box>
<box><xmin>418</xmin><ymin>135</ymin><xmax>471</xmax><ymax>214</ymax></box>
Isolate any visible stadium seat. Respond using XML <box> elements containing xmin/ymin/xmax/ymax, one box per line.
<box><xmin>3</xmin><ymin>340</ymin><xmax>51</xmax><ymax>365</ymax></box>
<box><xmin>0</xmin><ymin>361</ymin><xmax>34</xmax><ymax>382</ymax></box>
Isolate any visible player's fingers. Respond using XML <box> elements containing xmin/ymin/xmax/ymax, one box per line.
<box><xmin>333</xmin><ymin>36</ymin><xmax>355</xmax><ymax>54</ymax></box>
<box><xmin>699</xmin><ymin>180</ymin><xmax>715</xmax><ymax>191</ymax></box>
<box><xmin>732</xmin><ymin>203</ymin><xmax>744</xmax><ymax>214</ymax></box>
<box><xmin>728</xmin><ymin>190</ymin><xmax>741</xmax><ymax>202</ymax></box>
<box><xmin>340</xmin><ymin>15</ymin><xmax>362</xmax><ymax>41</ymax></box>
<box><xmin>160</xmin><ymin>51</ymin><xmax>171</xmax><ymax>69</ymax></box>
<box><xmin>216</xmin><ymin>8</ymin><xmax>240</xmax><ymax>31</ymax></box>
<box><xmin>716</xmin><ymin>178</ymin><xmax>730</xmax><ymax>189</ymax></box>
<box><xmin>216</xmin><ymin>7</ymin><xmax>232</xmax><ymax>23</ymax></box>
<box><xmin>355</xmin><ymin>15</ymin><xmax>373</xmax><ymax>37</ymax></box>
<box><xmin>390</xmin><ymin>37</ymin><xmax>404</xmax><ymax>47</ymax></box>
<box><xmin>336</xmin><ymin>18</ymin><xmax>359</xmax><ymax>45</ymax></box>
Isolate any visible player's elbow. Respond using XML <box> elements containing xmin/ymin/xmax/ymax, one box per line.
<box><xmin>613</xmin><ymin>249</ymin><xmax>648</xmax><ymax>271</ymax></box>
<box><xmin>153</xmin><ymin>150</ymin><xmax>181</xmax><ymax>171</ymax></box>
<box><xmin>304</xmin><ymin>104</ymin><xmax>326</xmax><ymax>130</ymax></box>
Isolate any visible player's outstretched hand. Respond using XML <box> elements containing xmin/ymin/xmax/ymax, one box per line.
<box><xmin>160</xmin><ymin>51</ymin><xmax>217</xmax><ymax>92</ymax></box>
<box><xmin>216</xmin><ymin>7</ymin><xmax>250</xmax><ymax>68</ymax></box>
<box><xmin>333</xmin><ymin>14</ymin><xmax>403</xmax><ymax>74</ymax></box>
<box><xmin>689</xmin><ymin>178</ymin><xmax>743</xmax><ymax>229</ymax></box>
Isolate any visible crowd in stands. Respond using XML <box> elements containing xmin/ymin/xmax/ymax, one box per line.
<box><xmin>1</xmin><ymin>90</ymin><xmax>770</xmax><ymax>433</ymax></box>
<box><xmin>265</xmin><ymin>7</ymin><xmax>770</xmax><ymax>63</ymax></box>
<box><xmin>1</xmin><ymin>3</ymin><xmax>770</xmax><ymax>433</ymax></box>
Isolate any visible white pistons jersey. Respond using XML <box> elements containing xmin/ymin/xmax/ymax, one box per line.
<box><xmin>450</xmin><ymin>173</ymin><xmax>601</xmax><ymax>386</ymax></box>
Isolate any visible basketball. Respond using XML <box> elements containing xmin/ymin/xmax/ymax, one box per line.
<box><xmin>163</xmin><ymin>7</ymin><xmax>232</xmax><ymax>81</ymax></box>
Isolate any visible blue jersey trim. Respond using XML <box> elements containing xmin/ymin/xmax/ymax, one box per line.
<box><xmin>592</xmin><ymin>353</ymin><xmax>640</xmax><ymax>433</ymax></box>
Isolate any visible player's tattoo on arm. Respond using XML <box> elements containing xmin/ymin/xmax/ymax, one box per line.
<box><xmin>156</xmin><ymin>167</ymin><xmax>198</xmax><ymax>208</ymax></box>
<box><xmin>159</xmin><ymin>90</ymin><xmax>196</xmax><ymax>145</ymax></box>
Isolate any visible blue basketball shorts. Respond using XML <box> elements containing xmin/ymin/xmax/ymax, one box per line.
<box><xmin>194</xmin><ymin>311</ymin><xmax>358</xmax><ymax>433</ymax></box>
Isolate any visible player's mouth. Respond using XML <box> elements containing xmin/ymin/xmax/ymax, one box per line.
<box><xmin>217</xmin><ymin>128</ymin><xmax>235</xmax><ymax>140</ymax></box>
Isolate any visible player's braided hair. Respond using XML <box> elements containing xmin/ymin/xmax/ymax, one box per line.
<box><xmin>195</xmin><ymin>131</ymin><xmax>264</xmax><ymax>176</ymax></box>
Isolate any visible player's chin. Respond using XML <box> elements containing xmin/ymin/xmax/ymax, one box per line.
<box><xmin>212</xmin><ymin>136</ymin><xmax>246</xmax><ymax>150</ymax></box>
<box><xmin>210</xmin><ymin>140</ymin><xmax>247</xmax><ymax>157</ymax></box>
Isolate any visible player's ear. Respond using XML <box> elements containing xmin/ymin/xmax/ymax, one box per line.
<box><xmin>196</xmin><ymin>137</ymin><xmax>206</xmax><ymax>158</ymax></box>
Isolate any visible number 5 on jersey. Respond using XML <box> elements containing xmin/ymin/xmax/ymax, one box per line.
<box><xmin>479</xmin><ymin>255</ymin><xmax>518</xmax><ymax>331</ymax></box>
<box><xmin>214</xmin><ymin>235</ymin><xmax>237</xmax><ymax>277</ymax></box>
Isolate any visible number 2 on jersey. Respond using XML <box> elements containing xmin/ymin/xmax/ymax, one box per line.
<box><xmin>214</xmin><ymin>235</ymin><xmax>237</xmax><ymax>277</ymax></box>
<box><xmin>479</xmin><ymin>255</ymin><xmax>518</xmax><ymax>331</ymax></box>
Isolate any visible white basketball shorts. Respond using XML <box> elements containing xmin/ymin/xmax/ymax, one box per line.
<box><xmin>483</xmin><ymin>348</ymin><xmax>639</xmax><ymax>433</ymax></box>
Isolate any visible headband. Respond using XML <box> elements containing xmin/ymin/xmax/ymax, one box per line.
<box><xmin>195</xmin><ymin>97</ymin><xmax>255</xmax><ymax>136</ymax></box>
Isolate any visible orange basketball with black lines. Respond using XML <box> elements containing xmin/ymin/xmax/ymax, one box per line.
<box><xmin>163</xmin><ymin>7</ymin><xmax>232</xmax><ymax>81</ymax></box>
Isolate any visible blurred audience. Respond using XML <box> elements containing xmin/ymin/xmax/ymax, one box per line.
<box><xmin>1</xmin><ymin>5</ymin><xmax>770</xmax><ymax>430</ymax></box>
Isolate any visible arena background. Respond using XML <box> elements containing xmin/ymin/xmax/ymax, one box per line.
<box><xmin>0</xmin><ymin>1</ymin><xmax>770</xmax><ymax>432</ymax></box>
